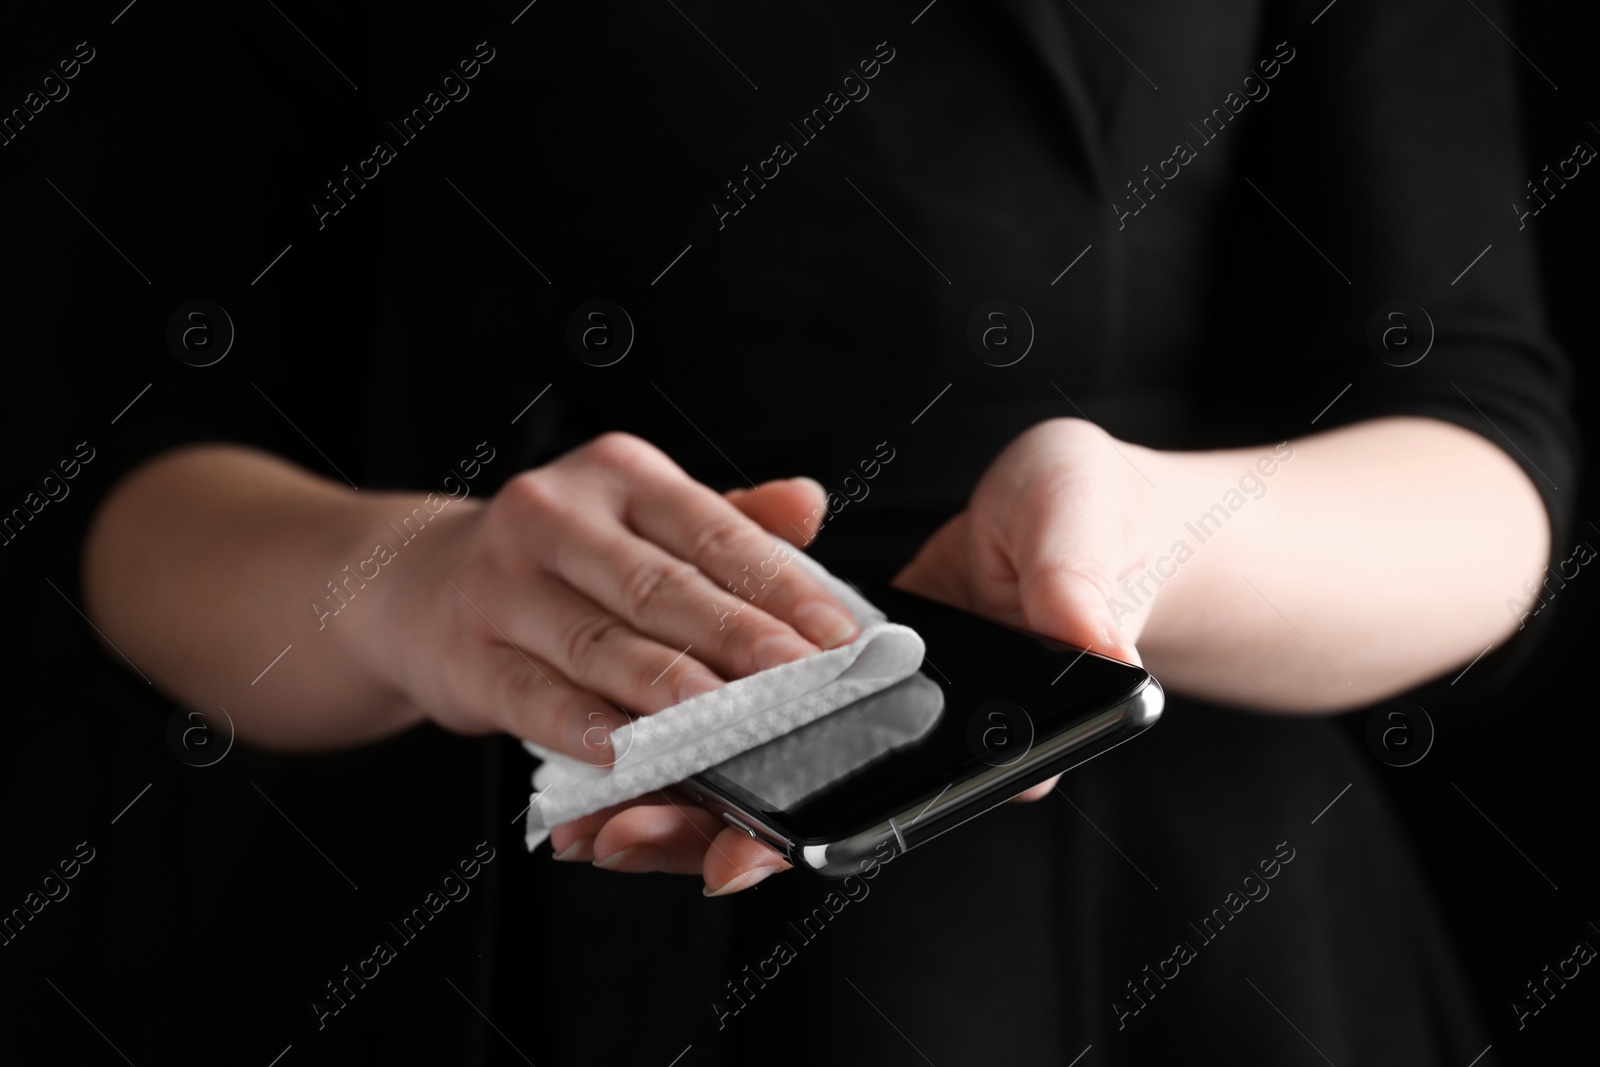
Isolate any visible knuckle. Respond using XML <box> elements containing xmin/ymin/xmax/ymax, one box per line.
<box><xmin>503</xmin><ymin>470</ymin><xmax>562</xmax><ymax>518</ymax></box>
<box><xmin>702</xmin><ymin>603</ymin><xmax>750</xmax><ymax>657</ymax></box>
<box><xmin>498</xmin><ymin>661</ymin><xmax>548</xmax><ymax>715</ymax></box>
<box><xmin>726</xmin><ymin>559</ymin><xmax>787</xmax><ymax>611</ymax></box>
<box><xmin>586</xmin><ymin>431</ymin><xmax>654</xmax><ymax>468</ymax></box>
<box><xmin>465</xmin><ymin>653</ymin><xmax>552</xmax><ymax>735</ymax></box>
<box><xmin>1026</xmin><ymin>416</ymin><xmax>1102</xmax><ymax>453</ymax></box>
<box><xmin>621</xmin><ymin>556</ymin><xmax>696</xmax><ymax>618</ymax></box>
<box><xmin>1045</xmin><ymin>415</ymin><xmax>1096</xmax><ymax>438</ymax></box>
<box><xmin>1059</xmin><ymin>560</ymin><xmax>1120</xmax><ymax>602</ymax></box>
<box><xmin>687</xmin><ymin>518</ymin><xmax>748</xmax><ymax>566</ymax></box>
<box><xmin>638</xmin><ymin>657</ymin><xmax>687</xmax><ymax>706</ymax></box>
<box><xmin>560</xmin><ymin>611</ymin><xmax>624</xmax><ymax>675</ymax></box>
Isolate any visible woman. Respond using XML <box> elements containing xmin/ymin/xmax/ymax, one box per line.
<box><xmin>66</xmin><ymin>0</ymin><xmax>1570</xmax><ymax>1062</ymax></box>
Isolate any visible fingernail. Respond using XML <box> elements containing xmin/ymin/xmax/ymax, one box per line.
<box><xmin>794</xmin><ymin>601</ymin><xmax>857</xmax><ymax>649</ymax></box>
<box><xmin>593</xmin><ymin>846</ymin><xmax>673</xmax><ymax>873</ymax></box>
<box><xmin>1098</xmin><ymin>624</ymin><xmax>1139</xmax><ymax>664</ymax></box>
<box><xmin>703</xmin><ymin>864</ymin><xmax>785</xmax><ymax>897</ymax></box>
<box><xmin>755</xmin><ymin>634</ymin><xmax>816</xmax><ymax>671</ymax></box>
<box><xmin>675</xmin><ymin>671</ymin><xmax>722</xmax><ymax>703</ymax></box>
<box><xmin>552</xmin><ymin>836</ymin><xmax>594</xmax><ymax>862</ymax></box>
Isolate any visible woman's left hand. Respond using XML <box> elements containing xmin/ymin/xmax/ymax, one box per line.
<box><xmin>892</xmin><ymin>417</ymin><xmax>1155</xmax><ymax>665</ymax></box>
<box><xmin>891</xmin><ymin>417</ymin><xmax>1155</xmax><ymax>801</ymax></box>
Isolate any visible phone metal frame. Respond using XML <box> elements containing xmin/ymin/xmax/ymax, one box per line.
<box><xmin>680</xmin><ymin>673</ymin><xmax>1164</xmax><ymax>878</ymax></box>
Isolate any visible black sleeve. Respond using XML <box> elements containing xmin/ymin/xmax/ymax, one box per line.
<box><xmin>1214</xmin><ymin>0</ymin><xmax>1581</xmax><ymax>694</ymax></box>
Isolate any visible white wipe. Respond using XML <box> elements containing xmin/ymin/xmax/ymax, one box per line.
<box><xmin>523</xmin><ymin>545</ymin><xmax>925</xmax><ymax>850</ymax></box>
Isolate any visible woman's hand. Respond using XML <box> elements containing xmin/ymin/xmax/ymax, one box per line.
<box><xmin>893</xmin><ymin>414</ymin><xmax>1549</xmax><ymax>716</ymax></box>
<box><xmin>384</xmin><ymin>434</ymin><xmax>845</xmax><ymax>893</ymax></box>
<box><xmin>539</xmin><ymin>467</ymin><xmax>839</xmax><ymax>894</ymax></box>
<box><xmin>84</xmin><ymin>434</ymin><xmax>837</xmax><ymax>894</ymax></box>
<box><xmin>893</xmin><ymin>418</ymin><xmax>1155</xmax><ymax>664</ymax></box>
<box><xmin>889</xmin><ymin>417</ymin><xmax>1157</xmax><ymax>802</ymax></box>
<box><xmin>362</xmin><ymin>432</ymin><xmax>860</xmax><ymax>768</ymax></box>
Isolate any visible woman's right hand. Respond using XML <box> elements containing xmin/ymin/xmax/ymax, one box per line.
<box><xmin>359</xmin><ymin>431</ymin><xmax>860</xmax><ymax>767</ymax></box>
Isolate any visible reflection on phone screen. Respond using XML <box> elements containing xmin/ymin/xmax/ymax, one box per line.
<box><xmin>710</xmin><ymin>673</ymin><xmax>944</xmax><ymax>809</ymax></box>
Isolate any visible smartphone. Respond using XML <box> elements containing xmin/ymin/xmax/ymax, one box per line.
<box><xmin>680</xmin><ymin>582</ymin><xmax>1163</xmax><ymax>878</ymax></box>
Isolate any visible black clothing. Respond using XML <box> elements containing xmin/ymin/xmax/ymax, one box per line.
<box><xmin>0</xmin><ymin>1</ymin><xmax>1576</xmax><ymax>1064</ymax></box>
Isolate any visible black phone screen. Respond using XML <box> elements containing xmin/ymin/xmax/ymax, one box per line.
<box><xmin>695</xmin><ymin>583</ymin><xmax>1149</xmax><ymax>841</ymax></box>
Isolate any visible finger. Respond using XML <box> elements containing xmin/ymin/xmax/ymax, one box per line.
<box><xmin>549</xmin><ymin>793</ymin><xmax>788</xmax><ymax>889</ymax></box>
<box><xmin>547</xmin><ymin>796</ymin><xmax>650</xmax><ymax>862</ymax></box>
<box><xmin>727</xmin><ymin>477</ymin><xmax>829</xmax><ymax>547</ymax></box>
<box><xmin>700</xmin><ymin>825</ymin><xmax>790</xmax><ymax>896</ymax></box>
<box><xmin>1011</xmin><ymin>774</ymin><xmax>1060</xmax><ymax>803</ymax></box>
<box><xmin>493</xmin><ymin>573</ymin><xmax>726</xmax><ymax>714</ymax></box>
<box><xmin>548</xmin><ymin>435</ymin><xmax>855</xmax><ymax>654</ymax></box>
<box><xmin>1022</xmin><ymin>567</ymin><xmax>1142</xmax><ymax>664</ymax></box>
<box><xmin>891</xmin><ymin>512</ymin><xmax>978</xmax><ymax>612</ymax></box>
<box><xmin>546</xmin><ymin>792</ymin><xmax>698</xmax><ymax>864</ymax></box>
<box><xmin>622</xmin><ymin>463</ymin><xmax>859</xmax><ymax>650</ymax></box>
<box><xmin>449</xmin><ymin>643</ymin><xmax>630</xmax><ymax>766</ymax></box>
<box><xmin>587</xmin><ymin>795</ymin><xmax>735</xmax><ymax>874</ymax></box>
<box><xmin>550</xmin><ymin>509</ymin><xmax>830</xmax><ymax>681</ymax></box>
<box><xmin>1010</xmin><ymin>496</ymin><xmax>1144</xmax><ymax>663</ymax></box>
<box><xmin>551</xmin><ymin>799</ymin><xmax>723</xmax><ymax>874</ymax></box>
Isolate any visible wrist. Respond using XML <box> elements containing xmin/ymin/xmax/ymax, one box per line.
<box><xmin>1132</xmin><ymin>440</ymin><xmax>1295</xmax><ymax>651</ymax></box>
<box><xmin>323</xmin><ymin>488</ymin><xmax>487</xmax><ymax>718</ymax></box>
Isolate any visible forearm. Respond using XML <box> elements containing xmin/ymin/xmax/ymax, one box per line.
<box><xmin>1131</xmin><ymin>417</ymin><xmax>1550</xmax><ymax>712</ymax></box>
<box><xmin>82</xmin><ymin>444</ymin><xmax>473</xmax><ymax>748</ymax></box>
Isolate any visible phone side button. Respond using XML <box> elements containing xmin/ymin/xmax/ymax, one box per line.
<box><xmin>721</xmin><ymin>812</ymin><xmax>760</xmax><ymax>841</ymax></box>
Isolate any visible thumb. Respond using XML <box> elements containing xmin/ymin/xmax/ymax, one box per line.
<box><xmin>1020</xmin><ymin>565</ymin><xmax>1143</xmax><ymax>667</ymax></box>
<box><xmin>891</xmin><ymin>511</ymin><xmax>976</xmax><ymax>613</ymax></box>
<box><xmin>726</xmin><ymin>477</ymin><xmax>828</xmax><ymax>546</ymax></box>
